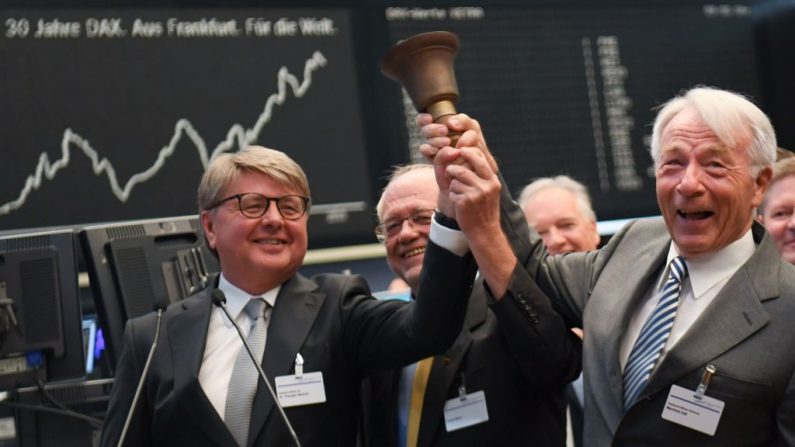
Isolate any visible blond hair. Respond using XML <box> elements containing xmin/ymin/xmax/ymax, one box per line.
<box><xmin>197</xmin><ymin>146</ymin><xmax>310</xmax><ymax>211</ymax></box>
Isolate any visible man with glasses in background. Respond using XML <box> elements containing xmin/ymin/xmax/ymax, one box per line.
<box><xmin>101</xmin><ymin>146</ymin><xmax>481</xmax><ymax>447</ymax></box>
<box><xmin>361</xmin><ymin>163</ymin><xmax>580</xmax><ymax>447</ymax></box>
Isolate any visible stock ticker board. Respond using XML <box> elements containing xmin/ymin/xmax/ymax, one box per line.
<box><xmin>385</xmin><ymin>4</ymin><xmax>761</xmax><ymax>220</ymax></box>
<box><xmin>0</xmin><ymin>4</ymin><xmax>765</xmax><ymax>244</ymax></box>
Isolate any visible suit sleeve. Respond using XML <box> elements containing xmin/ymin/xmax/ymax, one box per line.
<box><xmin>99</xmin><ymin>319</ymin><xmax>153</xmax><ymax>447</ymax></box>
<box><xmin>485</xmin><ymin>262</ymin><xmax>582</xmax><ymax>388</ymax></box>
<box><xmin>346</xmin><ymin>240</ymin><xmax>477</xmax><ymax>373</ymax></box>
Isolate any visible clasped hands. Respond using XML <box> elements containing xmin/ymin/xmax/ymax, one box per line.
<box><xmin>417</xmin><ymin>113</ymin><xmax>501</xmax><ymax>242</ymax></box>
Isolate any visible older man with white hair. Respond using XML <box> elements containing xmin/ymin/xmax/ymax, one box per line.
<box><xmin>419</xmin><ymin>86</ymin><xmax>795</xmax><ymax>446</ymax></box>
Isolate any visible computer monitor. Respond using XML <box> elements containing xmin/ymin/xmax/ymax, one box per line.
<box><xmin>0</xmin><ymin>229</ymin><xmax>85</xmax><ymax>391</ymax></box>
<box><xmin>79</xmin><ymin>216</ymin><xmax>218</xmax><ymax>371</ymax></box>
<box><xmin>0</xmin><ymin>378</ymin><xmax>113</xmax><ymax>447</ymax></box>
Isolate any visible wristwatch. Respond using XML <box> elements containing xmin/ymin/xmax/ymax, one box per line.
<box><xmin>433</xmin><ymin>209</ymin><xmax>460</xmax><ymax>230</ymax></box>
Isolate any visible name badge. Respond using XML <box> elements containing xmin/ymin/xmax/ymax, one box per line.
<box><xmin>274</xmin><ymin>371</ymin><xmax>326</xmax><ymax>408</ymax></box>
<box><xmin>661</xmin><ymin>384</ymin><xmax>725</xmax><ymax>436</ymax></box>
<box><xmin>443</xmin><ymin>390</ymin><xmax>489</xmax><ymax>432</ymax></box>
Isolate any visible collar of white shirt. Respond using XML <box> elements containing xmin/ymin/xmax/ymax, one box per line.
<box><xmin>667</xmin><ymin>228</ymin><xmax>755</xmax><ymax>299</ymax></box>
<box><xmin>217</xmin><ymin>274</ymin><xmax>280</xmax><ymax>328</ymax></box>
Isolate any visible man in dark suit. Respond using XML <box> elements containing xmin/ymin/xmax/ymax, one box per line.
<box><xmin>420</xmin><ymin>87</ymin><xmax>795</xmax><ymax>446</ymax></box>
<box><xmin>361</xmin><ymin>159</ymin><xmax>580</xmax><ymax>446</ymax></box>
<box><xmin>100</xmin><ymin>146</ymin><xmax>480</xmax><ymax>447</ymax></box>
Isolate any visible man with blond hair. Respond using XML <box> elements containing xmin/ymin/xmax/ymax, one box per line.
<box><xmin>758</xmin><ymin>156</ymin><xmax>795</xmax><ymax>264</ymax></box>
<box><xmin>101</xmin><ymin>146</ymin><xmax>480</xmax><ymax>447</ymax></box>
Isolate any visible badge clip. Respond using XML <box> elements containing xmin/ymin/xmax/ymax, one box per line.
<box><xmin>458</xmin><ymin>373</ymin><xmax>467</xmax><ymax>401</ymax></box>
<box><xmin>694</xmin><ymin>364</ymin><xmax>716</xmax><ymax>400</ymax></box>
<box><xmin>295</xmin><ymin>353</ymin><xmax>304</xmax><ymax>379</ymax></box>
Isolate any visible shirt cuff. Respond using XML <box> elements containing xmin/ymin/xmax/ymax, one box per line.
<box><xmin>429</xmin><ymin>217</ymin><xmax>469</xmax><ymax>257</ymax></box>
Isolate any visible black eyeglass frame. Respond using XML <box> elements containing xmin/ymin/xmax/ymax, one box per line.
<box><xmin>205</xmin><ymin>193</ymin><xmax>310</xmax><ymax>220</ymax></box>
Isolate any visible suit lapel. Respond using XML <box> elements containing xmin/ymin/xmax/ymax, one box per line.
<box><xmin>643</xmin><ymin>225</ymin><xmax>779</xmax><ymax>397</ymax></box>
<box><xmin>169</xmin><ymin>287</ymin><xmax>237</xmax><ymax>446</ymax></box>
<box><xmin>417</xmin><ymin>290</ymin><xmax>486</xmax><ymax>446</ymax></box>
<box><xmin>590</xmin><ymin>237</ymin><xmax>668</xmax><ymax>416</ymax></box>
<box><xmin>247</xmin><ymin>273</ymin><xmax>326</xmax><ymax>444</ymax></box>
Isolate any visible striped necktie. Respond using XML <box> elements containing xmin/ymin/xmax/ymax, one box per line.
<box><xmin>623</xmin><ymin>256</ymin><xmax>688</xmax><ymax>409</ymax></box>
<box><xmin>225</xmin><ymin>298</ymin><xmax>269</xmax><ymax>447</ymax></box>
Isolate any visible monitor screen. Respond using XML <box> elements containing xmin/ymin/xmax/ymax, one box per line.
<box><xmin>79</xmin><ymin>215</ymin><xmax>219</xmax><ymax>371</ymax></box>
<box><xmin>0</xmin><ymin>229</ymin><xmax>85</xmax><ymax>391</ymax></box>
<box><xmin>80</xmin><ymin>317</ymin><xmax>97</xmax><ymax>376</ymax></box>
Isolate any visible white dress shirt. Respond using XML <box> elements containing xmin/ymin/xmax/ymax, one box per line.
<box><xmin>620</xmin><ymin>229</ymin><xmax>756</xmax><ymax>371</ymax></box>
<box><xmin>198</xmin><ymin>274</ymin><xmax>279</xmax><ymax>419</ymax></box>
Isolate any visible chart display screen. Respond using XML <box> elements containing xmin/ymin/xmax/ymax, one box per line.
<box><xmin>0</xmin><ymin>9</ymin><xmax>373</xmax><ymax>247</ymax></box>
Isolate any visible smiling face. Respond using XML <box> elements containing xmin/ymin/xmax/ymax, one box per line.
<box><xmin>379</xmin><ymin>168</ymin><xmax>438</xmax><ymax>292</ymax></box>
<box><xmin>655</xmin><ymin>107</ymin><xmax>770</xmax><ymax>258</ymax></box>
<box><xmin>761</xmin><ymin>175</ymin><xmax>795</xmax><ymax>264</ymax></box>
<box><xmin>201</xmin><ymin>170</ymin><xmax>308</xmax><ymax>295</ymax></box>
<box><xmin>523</xmin><ymin>186</ymin><xmax>600</xmax><ymax>255</ymax></box>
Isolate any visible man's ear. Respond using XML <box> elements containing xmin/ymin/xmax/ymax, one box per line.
<box><xmin>589</xmin><ymin>220</ymin><xmax>601</xmax><ymax>249</ymax></box>
<box><xmin>752</xmin><ymin>166</ymin><xmax>773</xmax><ymax>208</ymax></box>
<box><xmin>200</xmin><ymin>210</ymin><xmax>217</xmax><ymax>250</ymax></box>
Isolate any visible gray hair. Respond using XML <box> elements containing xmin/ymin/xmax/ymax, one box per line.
<box><xmin>375</xmin><ymin>164</ymin><xmax>434</xmax><ymax>221</ymax></box>
<box><xmin>650</xmin><ymin>86</ymin><xmax>776</xmax><ymax>176</ymax></box>
<box><xmin>197</xmin><ymin>146</ymin><xmax>310</xmax><ymax>212</ymax></box>
<box><xmin>518</xmin><ymin>175</ymin><xmax>596</xmax><ymax>222</ymax></box>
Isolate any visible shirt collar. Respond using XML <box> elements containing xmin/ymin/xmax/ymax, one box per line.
<box><xmin>217</xmin><ymin>274</ymin><xmax>280</xmax><ymax>327</ymax></box>
<box><xmin>667</xmin><ymin>229</ymin><xmax>756</xmax><ymax>299</ymax></box>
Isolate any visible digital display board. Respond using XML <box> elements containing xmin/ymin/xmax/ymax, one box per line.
<box><xmin>0</xmin><ymin>9</ymin><xmax>373</xmax><ymax>247</ymax></box>
<box><xmin>0</xmin><ymin>2</ymin><xmax>779</xmax><ymax>244</ymax></box>
<box><xmin>384</xmin><ymin>4</ymin><xmax>761</xmax><ymax>220</ymax></box>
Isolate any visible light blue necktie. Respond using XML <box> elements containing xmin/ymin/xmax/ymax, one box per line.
<box><xmin>623</xmin><ymin>256</ymin><xmax>688</xmax><ymax>409</ymax></box>
<box><xmin>225</xmin><ymin>298</ymin><xmax>268</xmax><ymax>447</ymax></box>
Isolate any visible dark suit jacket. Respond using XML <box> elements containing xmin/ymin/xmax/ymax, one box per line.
<box><xmin>507</xmin><ymin>208</ymin><xmax>795</xmax><ymax>446</ymax></box>
<box><xmin>100</xmin><ymin>241</ymin><xmax>476</xmax><ymax>447</ymax></box>
<box><xmin>361</xmin><ymin>219</ymin><xmax>582</xmax><ymax>446</ymax></box>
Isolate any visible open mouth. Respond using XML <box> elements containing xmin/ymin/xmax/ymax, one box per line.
<box><xmin>677</xmin><ymin>210</ymin><xmax>713</xmax><ymax>221</ymax></box>
<box><xmin>403</xmin><ymin>247</ymin><xmax>425</xmax><ymax>258</ymax></box>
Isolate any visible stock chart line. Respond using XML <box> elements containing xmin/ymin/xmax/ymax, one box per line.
<box><xmin>0</xmin><ymin>51</ymin><xmax>328</xmax><ymax>217</ymax></box>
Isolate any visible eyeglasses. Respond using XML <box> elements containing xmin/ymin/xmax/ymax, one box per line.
<box><xmin>374</xmin><ymin>208</ymin><xmax>434</xmax><ymax>243</ymax></box>
<box><xmin>206</xmin><ymin>193</ymin><xmax>310</xmax><ymax>220</ymax></box>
